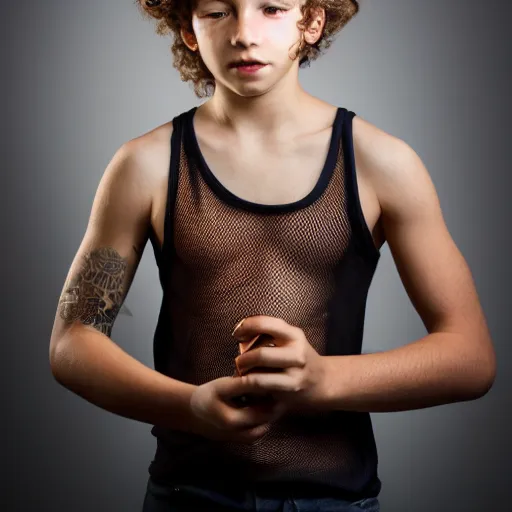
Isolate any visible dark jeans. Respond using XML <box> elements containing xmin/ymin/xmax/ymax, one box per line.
<box><xmin>142</xmin><ymin>477</ymin><xmax>380</xmax><ymax>512</ymax></box>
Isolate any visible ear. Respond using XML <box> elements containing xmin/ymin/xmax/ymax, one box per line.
<box><xmin>180</xmin><ymin>28</ymin><xmax>199</xmax><ymax>51</ymax></box>
<box><xmin>303</xmin><ymin>7</ymin><xmax>326</xmax><ymax>46</ymax></box>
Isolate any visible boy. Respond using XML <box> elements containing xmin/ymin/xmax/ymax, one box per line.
<box><xmin>49</xmin><ymin>0</ymin><xmax>496</xmax><ymax>510</ymax></box>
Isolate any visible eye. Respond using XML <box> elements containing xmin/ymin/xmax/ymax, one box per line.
<box><xmin>206</xmin><ymin>11</ymin><xmax>228</xmax><ymax>19</ymax></box>
<box><xmin>264</xmin><ymin>6</ymin><xmax>287</xmax><ymax>15</ymax></box>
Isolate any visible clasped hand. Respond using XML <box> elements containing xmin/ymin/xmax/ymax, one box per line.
<box><xmin>232</xmin><ymin>315</ymin><xmax>328</xmax><ymax>413</ymax></box>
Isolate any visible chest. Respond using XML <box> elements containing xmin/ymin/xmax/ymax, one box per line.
<box><xmin>196</xmin><ymin>130</ymin><xmax>332</xmax><ymax>206</ymax></box>
<box><xmin>150</xmin><ymin>123</ymin><xmax>384</xmax><ymax>255</ymax></box>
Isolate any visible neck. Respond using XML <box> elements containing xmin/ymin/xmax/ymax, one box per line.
<box><xmin>202</xmin><ymin>70</ymin><xmax>313</xmax><ymax>137</ymax></box>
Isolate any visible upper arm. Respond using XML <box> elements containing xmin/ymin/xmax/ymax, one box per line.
<box><xmin>50</xmin><ymin>139</ymin><xmax>154</xmax><ymax>355</ymax></box>
<box><xmin>353</xmin><ymin>118</ymin><xmax>495</xmax><ymax>369</ymax></box>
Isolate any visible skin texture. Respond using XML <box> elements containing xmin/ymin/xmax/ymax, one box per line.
<box><xmin>58</xmin><ymin>247</ymin><xmax>128</xmax><ymax>338</ymax></box>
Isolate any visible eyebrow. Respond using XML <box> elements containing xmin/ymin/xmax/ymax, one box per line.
<box><xmin>199</xmin><ymin>0</ymin><xmax>298</xmax><ymax>6</ymax></box>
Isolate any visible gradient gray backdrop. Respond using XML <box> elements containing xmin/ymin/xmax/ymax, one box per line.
<box><xmin>4</xmin><ymin>1</ymin><xmax>511</xmax><ymax>511</ymax></box>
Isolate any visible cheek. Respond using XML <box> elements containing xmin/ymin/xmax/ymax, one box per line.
<box><xmin>191</xmin><ymin>18</ymin><xmax>216</xmax><ymax>48</ymax></box>
<box><xmin>191</xmin><ymin>18</ymin><xmax>206</xmax><ymax>44</ymax></box>
<box><xmin>266</xmin><ymin>19</ymin><xmax>302</xmax><ymax>55</ymax></box>
<box><xmin>193</xmin><ymin>24</ymin><xmax>224</xmax><ymax>60</ymax></box>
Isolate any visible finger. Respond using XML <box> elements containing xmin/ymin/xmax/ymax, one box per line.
<box><xmin>232</xmin><ymin>316</ymin><xmax>298</xmax><ymax>344</ymax></box>
<box><xmin>236</xmin><ymin>347</ymin><xmax>303</xmax><ymax>375</ymax></box>
<box><xmin>215</xmin><ymin>375</ymin><xmax>276</xmax><ymax>399</ymax></box>
<box><xmin>238</xmin><ymin>333</ymin><xmax>276</xmax><ymax>355</ymax></box>
<box><xmin>224</xmin><ymin>400</ymin><xmax>283</xmax><ymax>430</ymax></box>
<box><xmin>238</xmin><ymin>372</ymin><xmax>299</xmax><ymax>393</ymax></box>
<box><xmin>214</xmin><ymin>376</ymin><xmax>249</xmax><ymax>399</ymax></box>
<box><xmin>235</xmin><ymin>424</ymin><xmax>270</xmax><ymax>444</ymax></box>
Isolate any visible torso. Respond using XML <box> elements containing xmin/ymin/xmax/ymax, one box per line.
<box><xmin>146</xmin><ymin>102</ymin><xmax>386</xmax><ymax>255</ymax></box>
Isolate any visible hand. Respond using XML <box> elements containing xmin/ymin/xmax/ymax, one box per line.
<box><xmin>189</xmin><ymin>375</ymin><xmax>286</xmax><ymax>444</ymax></box>
<box><xmin>232</xmin><ymin>315</ymin><xmax>329</xmax><ymax>413</ymax></box>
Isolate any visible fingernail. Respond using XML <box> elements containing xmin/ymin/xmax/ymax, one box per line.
<box><xmin>235</xmin><ymin>356</ymin><xmax>243</xmax><ymax>376</ymax></box>
<box><xmin>231</xmin><ymin>318</ymin><xmax>245</xmax><ymax>337</ymax></box>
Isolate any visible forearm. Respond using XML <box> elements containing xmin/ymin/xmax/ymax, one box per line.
<box><xmin>50</xmin><ymin>325</ymin><xmax>199</xmax><ymax>432</ymax></box>
<box><xmin>320</xmin><ymin>332</ymin><xmax>495</xmax><ymax>413</ymax></box>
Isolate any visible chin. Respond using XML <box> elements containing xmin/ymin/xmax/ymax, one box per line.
<box><xmin>226</xmin><ymin>77</ymin><xmax>282</xmax><ymax>98</ymax></box>
<box><xmin>233</xmin><ymin>84</ymin><xmax>271</xmax><ymax>97</ymax></box>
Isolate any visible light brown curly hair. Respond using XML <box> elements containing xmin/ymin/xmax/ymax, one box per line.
<box><xmin>135</xmin><ymin>0</ymin><xmax>359</xmax><ymax>98</ymax></box>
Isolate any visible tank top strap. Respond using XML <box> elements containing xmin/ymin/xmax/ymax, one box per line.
<box><xmin>159</xmin><ymin>108</ymin><xmax>193</xmax><ymax>284</ymax></box>
<box><xmin>340</xmin><ymin>108</ymin><xmax>380</xmax><ymax>263</ymax></box>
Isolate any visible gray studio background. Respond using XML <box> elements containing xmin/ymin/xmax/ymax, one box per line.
<box><xmin>4</xmin><ymin>0</ymin><xmax>511</xmax><ymax>511</ymax></box>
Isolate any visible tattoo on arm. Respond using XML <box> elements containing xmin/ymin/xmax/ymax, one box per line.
<box><xmin>58</xmin><ymin>247</ymin><xmax>128</xmax><ymax>337</ymax></box>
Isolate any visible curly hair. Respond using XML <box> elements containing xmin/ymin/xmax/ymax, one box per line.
<box><xmin>135</xmin><ymin>0</ymin><xmax>359</xmax><ymax>98</ymax></box>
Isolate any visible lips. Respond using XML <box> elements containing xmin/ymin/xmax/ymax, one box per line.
<box><xmin>229</xmin><ymin>60</ymin><xmax>266</xmax><ymax>68</ymax></box>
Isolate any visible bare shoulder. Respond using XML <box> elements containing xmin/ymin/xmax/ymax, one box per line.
<box><xmin>130</xmin><ymin>120</ymin><xmax>180</xmax><ymax>253</ymax></box>
<box><xmin>351</xmin><ymin>114</ymin><xmax>439</xmax><ymax>220</ymax></box>
<box><xmin>125</xmin><ymin>120</ymin><xmax>174</xmax><ymax>185</ymax></box>
<box><xmin>126</xmin><ymin>120</ymin><xmax>175</xmax><ymax>238</ymax></box>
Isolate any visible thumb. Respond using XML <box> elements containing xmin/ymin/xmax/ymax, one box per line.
<box><xmin>216</xmin><ymin>375</ymin><xmax>267</xmax><ymax>400</ymax></box>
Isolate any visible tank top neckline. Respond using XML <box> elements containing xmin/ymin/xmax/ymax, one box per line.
<box><xmin>183</xmin><ymin>106</ymin><xmax>345</xmax><ymax>214</ymax></box>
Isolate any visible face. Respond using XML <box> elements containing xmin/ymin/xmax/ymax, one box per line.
<box><xmin>188</xmin><ymin>0</ymin><xmax>314</xmax><ymax>97</ymax></box>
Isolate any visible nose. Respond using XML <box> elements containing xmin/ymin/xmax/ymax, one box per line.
<box><xmin>230</xmin><ymin>11</ymin><xmax>261</xmax><ymax>48</ymax></box>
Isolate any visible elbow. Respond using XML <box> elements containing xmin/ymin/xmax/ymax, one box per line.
<box><xmin>468</xmin><ymin>374</ymin><xmax>494</xmax><ymax>400</ymax></box>
<box><xmin>49</xmin><ymin>350</ymin><xmax>63</xmax><ymax>384</ymax></box>
<box><xmin>49</xmin><ymin>336</ymin><xmax>71</xmax><ymax>384</ymax></box>
<box><xmin>49</xmin><ymin>339</ymin><xmax>59</xmax><ymax>378</ymax></box>
<box><xmin>474</xmin><ymin>365</ymin><xmax>496</xmax><ymax>398</ymax></box>
<box><xmin>452</xmin><ymin>329</ymin><xmax>497</xmax><ymax>400</ymax></box>
<box><xmin>469</xmin><ymin>348</ymin><xmax>497</xmax><ymax>399</ymax></box>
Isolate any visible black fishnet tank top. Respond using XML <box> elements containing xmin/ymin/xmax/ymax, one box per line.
<box><xmin>147</xmin><ymin>106</ymin><xmax>382</xmax><ymax>500</ymax></box>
